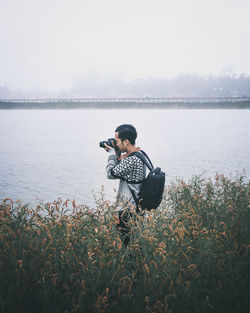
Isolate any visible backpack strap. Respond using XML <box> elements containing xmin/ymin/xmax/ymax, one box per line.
<box><xmin>127</xmin><ymin>184</ymin><xmax>144</xmax><ymax>213</ymax></box>
<box><xmin>130</xmin><ymin>150</ymin><xmax>154</xmax><ymax>170</ymax></box>
<box><xmin>127</xmin><ymin>150</ymin><xmax>154</xmax><ymax>212</ymax></box>
<box><xmin>140</xmin><ymin>150</ymin><xmax>154</xmax><ymax>169</ymax></box>
<box><xmin>129</xmin><ymin>187</ymin><xmax>139</xmax><ymax>207</ymax></box>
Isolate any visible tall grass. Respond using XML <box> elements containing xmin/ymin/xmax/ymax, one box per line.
<box><xmin>0</xmin><ymin>174</ymin><xmax>249</xmax><ymax>313</ymax></box>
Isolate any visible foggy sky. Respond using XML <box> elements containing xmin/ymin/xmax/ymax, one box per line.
<box><xmin>0</xmin><ymin>0</ymin><xmax>250</xmax><ymax>95</ymax></box>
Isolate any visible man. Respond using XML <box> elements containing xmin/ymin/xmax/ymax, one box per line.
<box><xmin>105</xmin><ymin>124</ymin><xmax>146</xmax><ymax>246</ymax></box>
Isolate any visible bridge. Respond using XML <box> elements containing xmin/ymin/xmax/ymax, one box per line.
<box><xmin>0</xmin><ymin>96</ymin><xmax>250</xmax><ymax>104</ymax></box>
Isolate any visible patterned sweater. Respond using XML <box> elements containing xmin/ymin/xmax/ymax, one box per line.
<box><xmin>106</xmin><ymin>149</ymin><xmax>146</xmax><ymax>211</ymax></box>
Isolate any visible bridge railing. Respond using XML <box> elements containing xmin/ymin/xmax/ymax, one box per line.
<box><xmin>0</xmin><ymin>96</ymin><xmax>250</xmax><ymax>103</ymax></box>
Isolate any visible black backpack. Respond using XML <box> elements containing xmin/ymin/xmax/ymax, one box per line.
<box><xmin>129</xmin><ymin>150</ymin><xmax>165</xmax><ymax>211</ymax></box>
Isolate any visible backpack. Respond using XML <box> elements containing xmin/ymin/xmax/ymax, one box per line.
<box><xmin>129</xmin><ymin>150</ymin><xmax>165</xmax><ymax>211</ymax></box>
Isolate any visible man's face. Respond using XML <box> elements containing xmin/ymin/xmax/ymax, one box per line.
<box><xmin>115</xmin><ymin>132</ymin><xmax>127</xmax><ymax>152</ymax></box>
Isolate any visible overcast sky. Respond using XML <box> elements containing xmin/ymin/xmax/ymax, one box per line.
<box><xmin>0</xmin><ymin>0</ymin><xmax>250</xmax><ymax>92</ymax></box>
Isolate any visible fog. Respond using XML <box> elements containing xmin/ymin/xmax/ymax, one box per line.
<box><xmin>1</xmin><ymin>74</ymin><xmax>250</xmax><ymax>98</ymax></box>
<box><xmin>0</xmin><ymin>0</ymin><xmax>250</xmax><ymax>96</ymax></box>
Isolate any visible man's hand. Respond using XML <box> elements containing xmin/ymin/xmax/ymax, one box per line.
<box><xmin>104</xmin><ymin>143</ymin><xmax>121</xmax><ymax>158</ymax></box>
<box><xmin>104</xmin><ymin>143</ymin><xmax>113</xmax><ymax>152</ymax></box>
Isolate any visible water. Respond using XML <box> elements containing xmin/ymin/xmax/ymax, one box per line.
<box><xmin>0</xmin><ymin>109</ymin><xmax>249</xmax><ymax>208</ymax></box>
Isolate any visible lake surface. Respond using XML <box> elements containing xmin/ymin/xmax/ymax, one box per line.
<box><xmin>0</xmin><ymin>109</ymin><xmax>249</xmax><ymax>208</ymax></box>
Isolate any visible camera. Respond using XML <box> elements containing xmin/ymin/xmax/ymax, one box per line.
<box><xmin>99</xmin><ymin>138</ymin><xmax>116</xmax><ymax>148</ymax></box>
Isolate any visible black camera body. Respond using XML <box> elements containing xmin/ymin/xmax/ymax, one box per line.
<box><xmin>99</xmin><ymin>138</ymin><xmax>116</xmax><ymax>148</ymax></box>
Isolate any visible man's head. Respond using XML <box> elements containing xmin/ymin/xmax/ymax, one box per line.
<box><xmin>115</xmin><ymin>124</ymin><xmax>137</xmax><ymax>153</ymax></box>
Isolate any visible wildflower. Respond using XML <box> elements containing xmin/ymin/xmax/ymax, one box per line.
<box><xmin>117</xmin><ymin>237</ymin><xmax>122</xmax><ymax>250</ymax></box>
<box><xmin>150</xmin><ymin>260</ymin><xmax>158</xmax><ymax>270</ymax></box>
<box><xmin>47</xmin><ymin>230</ymin><xmax>52</xmax><ymax>241</ymax></box>
<box><xmin>158</xmin><ymin>242</ymin><xmax>166</xmax><ymax>249</ymax></box>
<box><xmin>144</xmin><ymin>263</ymin><xmax>150</xmax><ymax>274</ymax></box>
<box><xmin>4</xmin><ymin>198</ymin><xmax>13</xmax><ymax>208</ymax></box>
<box><xmin>88</xmin><ymin>251</ymin><xmax>94</xmax><ymax>260</ymax></box>
<box><xmin>168</xmin><ymin>225</ymin><xmax>174</xmax><ymax>234</ymax></box>
<box><xmin>187</xmin><ymin>264</ymin><xmax>197</xmax><ymax>271</ymax></box>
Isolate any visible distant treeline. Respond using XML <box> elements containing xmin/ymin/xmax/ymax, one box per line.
<box><xmin>0</xmin><ymin>100</ymin><xmax>250</xmax><ymax>109</ymax></box>
<box><xmin>1</xmin><ymin>74</ymin><xmax>250</xmax><ymax>99</ymax></box>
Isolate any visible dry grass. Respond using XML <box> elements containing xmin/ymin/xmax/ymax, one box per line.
<box><xmin>0</xmin><ymin>173</ymin><xmax>249</xmax><ymax>313</ymax></box>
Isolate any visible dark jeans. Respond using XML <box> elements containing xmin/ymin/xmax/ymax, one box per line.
<box><xmin>117</xmin><ymin>209</ymin><xmax>144</xmax><ymax>247</ymax></box>
<box><xmin>117</xmin><ymin>209</ymin><xmax>133</xmax><ymax>247</ymax></box>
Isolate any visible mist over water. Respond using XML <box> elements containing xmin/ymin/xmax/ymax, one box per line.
<box><xmin>0</xmin><ymin>109</ymin><xmax>249</xmax><ymax>208</ymax></box>
<box><xmin>1</xmin><ymin>74</ymin><xmax>250</xmax><ymax>99</ymax></box>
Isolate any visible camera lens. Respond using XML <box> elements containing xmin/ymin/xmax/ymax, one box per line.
<box><xmin>99</xmin><ymin>138</ymin><xmax>116</xmax><ymax>148</ymax></box>
<box><xmin>99</xmin><ymin>141</ymin><xmax>105</xmax><ymax>148</ymax></box>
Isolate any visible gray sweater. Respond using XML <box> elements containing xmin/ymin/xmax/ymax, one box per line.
<box><xmin>106</xmin><ymin>149</ymin><xmax>146</xmax><ymax>211</ymax></box>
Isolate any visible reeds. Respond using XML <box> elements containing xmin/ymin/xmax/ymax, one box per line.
<box><xmin>0</xmin><ymin>173</ymin><xmax>249</xmax><ymax>313</ymax></box>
